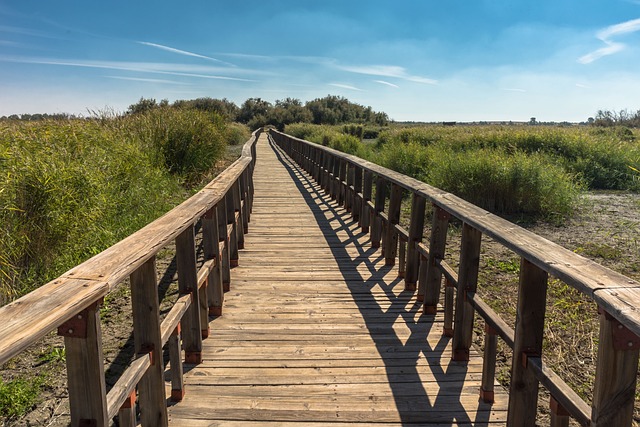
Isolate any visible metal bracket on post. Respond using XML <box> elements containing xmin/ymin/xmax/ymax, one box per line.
<box><xmin>599</xmin><ymin>307</ymin><xmax>640</xmax><ymax>350</ymax></box>
<box><xmin>57</xmin><ymin>300</ymin><xmax>102</xmax><ymax>339</ymax></box>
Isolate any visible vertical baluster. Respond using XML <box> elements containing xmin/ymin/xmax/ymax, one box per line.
<box><xmin>361</xmin><ymin>171</ymin><xmax>373</xmax><ymax>233</ymax></box>
<box><xmin>353</xmin><ymin>166</ymin><xmax>362</xmax><ymax>223</ymax></box>
<box><xmin>240</xmin><ymin>170</ymin><xmax>249</xmax><ymax>233</ymax></box>
<box><xmin>443</xmin><ymin>278</ymin><xmax>455</xmax><ymax>337</ymax></box>
<box><xmin>421</xmin><ymin>205</ymin><xmax>450</xmax><ymax>313</ymax></box>
<box><xmin>398</xmin><ymin>238</ymin><xmax>406</xmax><ymax>278</ymax></box>
<box><xmin>384</xmin><ymin>184</ymin><xmax>402</xmax><ymax>266</ymax></box>
<box><xmin>203</xmin><ymin>206</ymin><xmax>223</xmax><ymax>316</ymax></box>
<box><xmin>405</xmin><ymin>193</ymin><xmax>426</xmax><ymax>291</ymax></box>
<box><xmin>177</xmin><ymin>225</ymin><xmax>203</xmax><ymax>364</ymax></box>
<box><xmin>169</xmin><ymin>324</ymin><xmax>184</xmax><ymax>402</ymax></box>
<box><xmin>345</xmin><ymin>163</ymin><xmax>354</xmax><ymax>213</ymax></box>
<box><xmin>370</xmin><ymin>177</ymin><xmax>387</xmax><ymax>249</ymax></box>
<box><xmin>131</xmin><ymin>256</ymin><xmax>168</xmax><ymax>426</ymax></box>
<box><xmin>226</xmin><ymin>191</ymin><xmax>238</xmax><ymax>268</ymax></box>
<box><xmin>217</xmin><ymin>197</ymin><xmax>231</xmax><ymax>292</ymax></box>
<box><xmin>550</xmin><ymin>397</ymin><xmax>570</xmax><ymax>427</ymax></box>
<box><xmin>591</xmin><ymin>308</ymin><xmax>640</xmax><ymax>426</ymax></box>
<box><xmin>507</xmin><ymin>258</ymin><xmax>548</xmax><ymax>426</ymax></box>
<box><xmin>452</xmin><ymin>223</ymin><xmax>482</xmax><ymax>361</ymax></box>
<box><xmin>331</xmin><ymin>156</ymin><xmax>340</xmax><ymax>201</ymax></box>
<box><xmin>338</xmin><ymin>159</ymin><xmax>347</xmax><ymax>207</ymax></box>
<box><xmin>234</xmin><ymin>180</ymin><xmax>245</xmax><ymax>251</ymax></box>
<box><xmin>480</xmin><ymin>323</ymin><xmax>497</xmax><ymax>403</ymax></box>
<box><xmin>118</xmin><ymin>391</ymin><xmax>136</xmax><ymax>427</ymax></box>
<box><xmin>59</xmin><ymin>301</ymin><xmax>108</xmax><ymax>426</ymax></box>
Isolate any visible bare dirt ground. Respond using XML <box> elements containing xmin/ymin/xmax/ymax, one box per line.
<box><xmin>2</xmin><ymin>188</ymin><xmax>639</xmax><ymax>426</ymax></box>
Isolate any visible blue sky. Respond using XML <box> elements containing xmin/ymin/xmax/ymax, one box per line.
<box><xmin>1</xmin><ymin>1</ymin><xmax>640</xmax><ymax>122</ymax></box>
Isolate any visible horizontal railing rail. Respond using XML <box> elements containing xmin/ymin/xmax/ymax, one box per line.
<box><xmin>270</xmin><ymin>128</ymin><xmax>640</xmax><ymax>427</ymax></box>
<box><xmin>0</xmin><ymin>129</ymin><xmax>260</xmax><ymax>426</ymax></box>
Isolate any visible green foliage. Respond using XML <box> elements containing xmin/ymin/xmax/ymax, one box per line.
<box><xmin>126</xmin><ymin>108</ymin><xmax>226</xmax><ymax>185</ymax></box>
<box><xmin>0</xmin><ymin>376</ymin><xmax>44</xmax><ymax>418</ymax></box>
<box><xmin>0</xmin><ymin>107</ymin><xmax>231</xmax><ymax>303</ymax></box>
<box><xmin>425</xmin><ymin>148</ymin><xmax>581</xmax><ymax>219</ymax></box>
<box><xmin>284</xmin><ymin>123</ymin><xmax>368</xmax><ymax>157</ymax></box>
<box><xmin>38</xmin><ymin>346</ymin><xmax>66</xmax><ymax>364</ymax></box>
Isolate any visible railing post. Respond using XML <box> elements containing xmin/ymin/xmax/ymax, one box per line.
<box><xmin>240</xmin><ymin>170</ymin><xmax>250</xmax><ymax>233</ymax></box>
<box><xmin>345</xmin><ymin>163</ymin><xmax>354</xmax><ymax>213</ymax></box>
<box><xmin>176</xmin><ymin>224</ymin><xmax>203</xmax><ymax>364</ymax></box>
<box><xmin>370</xmin><ymin>177</ymin><xmax>387</xmax><ymax>249</ymax></box>
<box><xmin>443</xmin><ymin>278</ymin><xmax>455</xmax><ymax>337</ymax></box>
<box><xmin>452</xmin><ymin>223</ymin><xmax>482</xmax><ymax>361</ymax></box>
<box><xmin>480</xmin><ymin>323</ymin><xmax>497</xmax><ymax>403</ymax></box>
<box><xmin>226</xmin><ymin>191</ymin><xmax>239</xmax><ymax>268</ymax></box>
<box><xmin>591</xmin><ymin>308</ymin><xmax>640</xmax><ymax>426</ymax></box>
<box><xmin>233</xmin><ymin>180</ymin><xmax>245</xmax><ymax>250</ymax></box>
<box><xmin>59</xmin><ymin>301</ymin><xmax>108</xmax><ymax>427</ymax></box>
<box><xmin>384</xmin><ymin>184</ymin><xmax>403</xmax><ymax>266</ymax></box>
<box><xmin>217</xmin><ymin>197</ymin><xmax>231</xmax><ymax>291</ymax></box>
<box><xmin>405</xmin><ymin>193</ymin><xmax>426</xmax><ymax>290</ymax></box>
<box><xmin>330</xmin><ymin>156</ymin><xmax>340</xmax><ymax>201</ymax></box>
<box><xmin>130</xmin><ymin>256</ymin><xmax>168</xmax><ymax>426</ymax></box>
<box><xmin>420</xmin><ymin>205</ymin><xmax>450</xmax><ymax>310</ymax></box>
<box><xmin>361</xmin><ymin>170</ymin><xmax>373</xmax><ymax>233</ymax></box>
<box><xmin>168</xmin><ymin>324</ymin><xmax>184</xmax><ymax>402</ymax></box>
<box><xmin>338</xmin><ymin>159</ymin><xmax>347</xmax><ymax>207</ymax></box>
<box><xmin>550</xmin><ymin>396</ymin><xmax>570</xmax><ymax>427</ymax></box>
<box><xmin>507</xmin><ymin>258</ymin><xmax>548</xmax><ymax>426</ymax></box>
<box><xmin>353</xmin><ymin>166</ymin><xmax>362</xmax><ymax>223</ymax></box>
<box><xmin>203</xmin><ymin>206</ymin><xmax>224</xmax><ymax>316</ymax></box>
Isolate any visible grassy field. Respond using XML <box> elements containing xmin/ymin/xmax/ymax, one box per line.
<box><xmin>0</xmin><ymin>109</ymin><xmax>249</xmax><ymax>305</ymax></box>
<box><xmin>286</xmin><ymin>122</ymin><xmax>640</xmax><ymax>222</ymax></box>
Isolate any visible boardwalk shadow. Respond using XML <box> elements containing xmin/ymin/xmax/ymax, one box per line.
<box><xmin>269</xmin><ymin>139</ymin><xmax>493</xmax><ymax>426</ymax></box>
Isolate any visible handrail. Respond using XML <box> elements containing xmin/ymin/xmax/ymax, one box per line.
<box><xmin>0</xmin><ymin>128</ymin><xmax>260</xmax><ymax>426</ymax></box>
<box><xmin>270</xmin><ymin>128</ymin><xmax>640</xmax><ymax>427</ymax></box>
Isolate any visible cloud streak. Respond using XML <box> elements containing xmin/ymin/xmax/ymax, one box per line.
<box><xmin>579</xmin><ymin>18</ymin><xmax>640</xmax><ymax>64</ymax></box>
<box><xmin>374</xmin><ymin>80</ymin><xmax>399</xmax><ymax>88</ymax></box>
<box><xmin>104</xmin><ymin>75</ymin><xmax>192</xmax><ymax>85</ymax></box>
<box><xmin>329</xmin><ymin>83</ymin><xmax>363</xmax><ymax>91</ymax></box>
<box><xmin>337</xmin><ymin>64</ymin><xmax>437</xmax><ymax>84</ymax></box>
<box><xmin>0</xmin><ymin>55</ymin><xmax>258</xmax><ymax>82</ymax></box>
<box><xmin>138</xmin><ymin>41</ymin><xmax>236</xmax><ymax>67</ymax></box>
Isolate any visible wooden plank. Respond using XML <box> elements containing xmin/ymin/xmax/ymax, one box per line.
<box><xmin>130</xmin><ymin>256</ymin><xmax>168</xmax><ymax>426</ymax></box>
<box><xmin>384</xmin><ymin>184</ymin><xmax>402</xmax><ymax>266</ymax></box>
<box><xmin>507</xmin><ymin>259</ymin><xmax>548</xmax><ymax>426</ymax></box>
<box><xmin>176</xmin><ymin>225</ymin><xmax>202</xmax><ymax>364</ymax></box>
<box><xmin>420</xmin><ymin>205</ymin><xmax>450</xmax><ymax>312</ymax></box>
<box><xmin>452</xmin><ymin>224</ymin><xmax>482</xmax><ymax>361</ymax></box>
<box><xmin>62</xmin><ymin>301</ymin><xmax>109</xmax><ymax>427</ymax></box>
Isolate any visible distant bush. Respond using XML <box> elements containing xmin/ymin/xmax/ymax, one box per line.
<box><xmin>284</xmin><ymin>123</ymin><xmax>367</xmax><ymax>157</ymax></box>
<box><xmin>425</xmin><ymin>148</ymin><xmax>582</xmax><ymax>219</ymax></box>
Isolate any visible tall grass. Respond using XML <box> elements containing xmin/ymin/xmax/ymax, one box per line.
<box><xmin>0</xmin><ymin>108</ymin><xmax>239</xmax><ymax>303</ymax></box>
<box><xmin>286</xmin><ymin>123</ymin><xmax>368</xmax><ymax>157</ymax></box>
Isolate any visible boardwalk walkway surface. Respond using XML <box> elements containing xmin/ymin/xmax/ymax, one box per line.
<box><xmin>167</xmin><ymin>133</ymin><xmax>508</xmax><ymax>426</ymax></box>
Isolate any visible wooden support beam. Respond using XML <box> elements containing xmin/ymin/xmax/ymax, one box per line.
<box><xmin>226</xmin><ymin>191</ymin><xmax>239</xmax><ymax>268</ymax></box>
<box><xmin>353</xmin><ymin>166</ymin><xmax>363</xmax><ymax>223</ymax></box>
<box><xmin>480</xmin><ymin>323</ymin><xmax>498</xmax><ymax>403</ymax></box>
<box><xmin>591</xmin><ymin>308</ymin><xmax>640</xmax><ymax>426</ymax></box>
<box><xmin>217</xmin><ymin>197</ymin><xmax>231</xmax><ymax>290</ymax></box>
<box><xmin>176</xmin><ymin>224</ymin><xmax>203</xmax><ymax>364</ymax></box>
<box><xmin>421</xmin><ymin>205</ymin><xmax>450</xmax><ymax>314</ymax></box>
<box><xmin>550</xmin><ymin>396</ymin><xmax>570</xmax><ymax>427</ymax></box>
<box><xmin>452</xmin><ymin>223</ymin><xmax>482</xmax><ymax>361</ymax></box>
<box><xmin>169</xmin><ymin>324</ymin><xmax>185</xmax><ymax>402</ymax></box>
<box><xmin>117</xmin><ymin>391</ymin><xmax>136</xmax><ymax>427</ymax></box>
<box><xmin>361</xmin><ymin>170</ymin><xmax>373</xmax><ymax>232</ymax></box>
<box><xmin>130</xmin><ymin>256</ymin><xmax>168</xmax><ymax>426</ymax></box>
<box><xmin>384</xmin><ymin>184</ymin><xmax>402</xmax><ymax>266</ymax></box>
<box><xmin>59</xmin><ymin>301</ymin><xmax>108</xmax><ymax>427</ymax></box>
<box><xmin>203</xmin><ymin>207</ymin><xmax>223</xmax><ymax>316</ymax></box>
<box><xmin>507</xmin><ymin>258</ymin><xmax>548</xmax><ymax>426</ymax></box>
<box><xmin>443</xmin><ymin>278</ymin><xmax>455</xmax><ymax>337</ymax></box>
<box><xmin>405</xmin><ymin>193</ymin><xmax>426</xmax><ymax>289</ymax></box>
<box><xmin>370</xmin><ymin>177</ymin><xmax>387</xmax><ymax>249</ymax></box>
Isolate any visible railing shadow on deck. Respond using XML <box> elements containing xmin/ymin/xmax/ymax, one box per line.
<box><xmin>270</xmin><ymin>137</ymin><xmax>494</xmax><ymax>425</ymax></box>
<box><xmin>269</xmin><ymin>128</ymin><xmax>640</xmax><ymax>427</ymax></box>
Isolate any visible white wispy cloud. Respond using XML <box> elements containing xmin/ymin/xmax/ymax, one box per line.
<box><xmin>104</xmin><ymin>75</ymin><xmax>192</xmax><ymax>85</ymax></box>
<box><xmin>579</xmin><ymin>18</ymin><xmax>640</xmax><ymax>64</ymax></box>
<box><xmin>374</xmin><ymin>80</ymin><xmax>399</xmax><ymax>88</ymax></box>
<box><xmin>374</xmin><ymin>80</ymin><xmax>400</xmax><ymax>89</ymax></box>
<box><xmin>138</xmin><ymin>41</ymin><xmax>236</xmax><ymax>67</ymax></box>
<box><xmin>0</xmin><ymin>55</ymin><xmax>258</xmax><ymax>82</ymax></box>
<box><xmin>329</xmin><ymin>83</ymin><xmax>363</xmax><ymax>91</ymax></box>
<box><xmin>502</xmin><ymin>88</ymin><xmax>526</xmax><ymax>92</ymax></box>
<box><xmin>337</xmin><ymin>64</ymin><xmax>437</xmax><ymax>85</ymax></box>
<box><xmin>575</xmin><ymin>83</ymin><xmax>590</xmax><ymax>89</ymax></box>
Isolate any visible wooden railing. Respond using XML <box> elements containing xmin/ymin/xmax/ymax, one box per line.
<box><xmin>270</xmin><ymin>129</ymin><xmax>640</xmax><ymax>427</ymax></box>
<box><xmin>0</xmin><ymin>129</ymin><xmax>259</xmax><ymax>427</ymax></box>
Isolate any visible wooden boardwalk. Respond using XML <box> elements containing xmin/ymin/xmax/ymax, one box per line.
<box><xmin>167</xmin><ymin>133</ymin><xmax>508</xmax><ymax>426</ymax></box>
